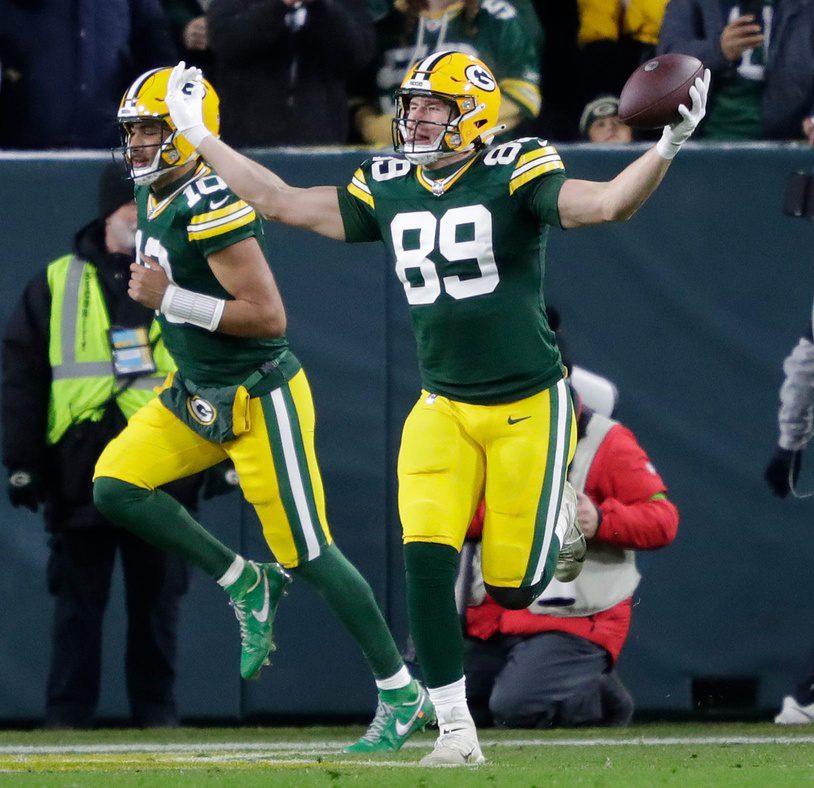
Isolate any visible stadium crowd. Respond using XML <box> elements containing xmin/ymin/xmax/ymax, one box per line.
<box><xmin>0</xmin><ymin>0</ymin><xmax>812</xmax><ymax>149</ymax></box>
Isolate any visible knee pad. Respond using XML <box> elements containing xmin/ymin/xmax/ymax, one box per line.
<box><xmin>484</xmin><ymin>581</ymin><xmax>542</xmax><ymax>611</ymax></box>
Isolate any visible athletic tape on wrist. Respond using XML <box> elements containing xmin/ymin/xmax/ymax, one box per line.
<box><xmin>161</xmin><ymin>284</ymin><xmax>225</xmax><ymax>332</ymax></box>
<box><xmin>180</xmin><ymin>125</ymin><xmax>211</xmax><ymax>149</ymax></box>
<box><xmin>655</xmin><ymin>128</ymin><xmax>681</xmax><ymax>160</ymax></box>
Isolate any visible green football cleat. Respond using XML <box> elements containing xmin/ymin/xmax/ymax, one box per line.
<box><xmin>229</xmin><ymin>561</ymin><xmax>291</xmax><ymax>680</ymax></box>
<box><xmin>344</xmin><ymin>680</ymin><xmax>435</xmax><ymax>753</ymax></box>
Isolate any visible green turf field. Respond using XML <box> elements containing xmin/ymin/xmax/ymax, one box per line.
<box><xmin>1</xmin><ymin>723</ymin><xmax>813</xmax><ymax>786</ymax></box>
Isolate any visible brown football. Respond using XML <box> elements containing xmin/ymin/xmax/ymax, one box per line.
<box><xmin>618</xmin><ymin>53</ymin><xmax>704</xmax><ymax>129</ymax></box>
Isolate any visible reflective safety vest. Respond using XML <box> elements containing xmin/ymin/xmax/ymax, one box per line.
<box><xmin>46</xmin><ymin>254</ymin><xmax>175</xmax><ymax>446</ymax></box>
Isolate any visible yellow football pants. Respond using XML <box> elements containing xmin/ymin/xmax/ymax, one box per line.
<box><xmin>94</xmin><ymin>370</ymin><xmax>332</xmax><ymax>568</ymax></box>
<box><xmin>397</xmin><ymin>378</ymin><xmax>576</xmax><ymax>589</ymax></box>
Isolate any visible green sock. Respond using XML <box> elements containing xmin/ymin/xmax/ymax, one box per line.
<box><xmin>93</xmin><ymin>476</ymin><xmax>235</xmax><ymax>579</ymax></box>
<box><xmin>404</xmin><ymin>541</ymin><xmax>463</xmax><ymax>688</ymax></box>
<box><xmin>291</xmin><ymin>543</ymin><xmax>404</xmax><ymax>680</ymax></box>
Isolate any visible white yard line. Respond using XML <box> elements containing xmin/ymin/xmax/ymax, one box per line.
<box><xmin>1</xmin><ymin>734</ymin><xmax>814</xmax><ymax>756</ymax></box>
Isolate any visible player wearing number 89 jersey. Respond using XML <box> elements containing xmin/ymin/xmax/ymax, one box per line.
<box><xmin>161</xmin><ymin>46</ymin><xmax>708</xmax><ymax>766</ymax></box>
<box><xmin>339</xmin><ymin>129</ymin><xmax>579</xmax><ymax>768</ymax></box>
<box><xmin>340</xmin><ymin>137</ymin><xmax>566</xmax><ymax>405</ymax></box>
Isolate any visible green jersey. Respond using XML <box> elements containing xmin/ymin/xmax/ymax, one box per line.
<box><xmin>338</xmin><ymin>137</ymin><xmax>567</xmax><ymax>405</ymax></box>
<box><xmin>703</xmin><ymin>1</ymin><xmax>772</xmax><ymax>140</ymax></box>
<box><xmin>372</xmin><ymin>0</ymin><xmax>542</xmax><ymax>120</ymax></box>
<box><xmin>135</xmin><ymin>162</ymin><xmax>296</xmax><ymax>387</ymax></box>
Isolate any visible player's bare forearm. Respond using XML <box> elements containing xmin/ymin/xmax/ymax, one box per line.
<box><xmin>208</xmin><ymin>238</ymin><xmax>287</xmax><ymax>337</ymax></box>
<box><xmin>218</xmin><ymin>299</ymin><xmax>286</xmax><ymax>338</ymax></box>
<box><xmin>558</xmin><ymin>146</ymin><xmax>670</xmax><ymax>228</ymax></box>
<box><xmin>604</xmin><ymin>146</ymin><xmax>671</xmax><ymax>222</ymax></box>
<box><xmin>198</xmin><ymin>136</ymin><xmax>346</xmax><ymax>240</ymax></box>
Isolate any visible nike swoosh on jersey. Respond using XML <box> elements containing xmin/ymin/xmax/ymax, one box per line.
<box><xmin>210</xmin><ymin>195</ymin><xmax>231</xmax><ymax>210</ymax></box>
<box><xmin>395</xmin><ymin>693</ymin><xmax>427</xmax><ymax>736</ymax></box>
<box><xmin>251</xmin><ymin>573</ymin><xmax>270</xmax><ymax>623</ymax></box>
<box><xmin>507</xmin><ymin>416</ymin><xmax>531</xmax><ymax>425</ymax></box>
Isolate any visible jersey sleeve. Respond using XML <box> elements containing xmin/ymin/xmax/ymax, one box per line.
<box><xmin>187</xmin><ymin>191</ymin><xmax>259</xmax><ymax>258</ymax></box>
<box><xmin>508</xmin><ymin>138</ymin><xmax>567</xmax><ymax>227</ymax></box>
<box><xmin>337</xmin><ymin>164</ymin><xmax>382</xmax><ymax>243</ymax></box>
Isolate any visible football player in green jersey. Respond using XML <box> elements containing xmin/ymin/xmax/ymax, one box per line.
<box><xmin>163</xmin><ymin>51</ymin><xmax>710</xmax><ymax>766</ymax></box>
<box><xmin>92</xmin><ymin>67</ymin><xmax>435</xmax><ymax>752</ymax></box>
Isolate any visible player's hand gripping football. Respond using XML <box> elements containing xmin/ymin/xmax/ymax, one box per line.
<box><xmin>656</xmin><ymin>68</ymin><xmax>711</xmax><ymax>160</ymax></box>
<box><xmin>165</xmin><ymin>61</ymin><xmax>211</xmax><ymax>148</ymax></box>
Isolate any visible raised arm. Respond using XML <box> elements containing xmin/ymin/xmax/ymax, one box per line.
<box><xmin>165</xmin><ymin>62</ymin><xmax>346</xmax><ymax>240</ymax></box>
<box><xmin>558</xmin><ymin>70</ymin><xmax>709</xmax><ymax>229</ymax></box>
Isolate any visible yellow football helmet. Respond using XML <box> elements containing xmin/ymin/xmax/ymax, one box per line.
<box><xmin>393</xmin><ymin>51</ymin><xmax>503</xmax><ymax>165</ymax></box>
<box><xmin>117</xmin><ymin>67</ymin><xmax>219</xmax><ymax>185</ymax></box>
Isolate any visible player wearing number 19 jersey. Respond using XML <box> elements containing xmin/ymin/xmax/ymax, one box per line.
<box><xmin>93</xmin><ymin>66</ymin><xmax>434</xmax><ymax>751</ymax></box>
<box><xmin>163</xmin><ymin>45</ymin><xmax>708</xmax><ymax>766</ymax></box>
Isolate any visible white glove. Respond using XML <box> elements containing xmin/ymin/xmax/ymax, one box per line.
<box><xmin>165</xmin><ymin>61</ymin><xmax>211</xmax><ymax>149</ymax></box>
<box><xmin>656</xmin><ymin>68</ymin><xmax>711</xmax><ymax>160</ymax></box>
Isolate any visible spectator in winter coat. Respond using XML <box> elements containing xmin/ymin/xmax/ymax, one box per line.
<box><xmin>0</xmin><ymin>0</ymin><xmax>178</xmax><ymax>149</ymax></box>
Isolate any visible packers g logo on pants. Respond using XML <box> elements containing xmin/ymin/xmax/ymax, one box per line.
<box><xmin>187</xmin><ymin>395</ymin><xmax>216</xmax><ymax>425</ymax></box>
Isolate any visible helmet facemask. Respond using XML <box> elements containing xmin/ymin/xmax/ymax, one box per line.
<box><xmin>392</xmin><ymin>91</ymin><xmax>471</xmax><ymax>165</ymax></box>
<box><xmin>119</xmin><ymin>119</ymin><xmax>185</xmax><ymax>186</ymax></box>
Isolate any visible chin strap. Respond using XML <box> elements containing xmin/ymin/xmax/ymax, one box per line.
<box><xmin>477</xmin><ymin>123</ymin><xmax>507</xmax><ymax>145</ymax></box>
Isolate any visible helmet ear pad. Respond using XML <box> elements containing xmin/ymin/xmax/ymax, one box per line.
<box><xmin>162</xmin><ymin>142</ymin><xmax>181</xmax><ymax>165</ymax></box>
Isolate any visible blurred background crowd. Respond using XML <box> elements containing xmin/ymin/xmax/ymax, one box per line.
<box><xmin>0</xmin><ymin>0</ymin><xmax>812</xmax><ymax>151</ymax></box>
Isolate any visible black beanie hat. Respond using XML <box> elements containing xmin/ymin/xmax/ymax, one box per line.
<box><xmin>97</xmin><ymin>162</ymin><xmax>134</xmax><ymax>220</ymax></box>
<box><xmin>579</xmin><ymin>95</ymin><xmax>621</xmax><ymax>139</ymax></box>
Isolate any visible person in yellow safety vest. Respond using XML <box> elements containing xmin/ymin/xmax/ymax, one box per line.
<box><xmin>1</xmin><ymin>163</ymin><xmax>202</xmax><ymax>728</ymax></box>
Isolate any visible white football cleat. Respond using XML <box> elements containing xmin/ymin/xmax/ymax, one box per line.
<box><xmin>775</xmin><ymin>695</ymin><xmax>814</xmax><ymax>724</ymax></box>
<box><xmin>419</xmin><ymin>713</ymin><xmax>486</xmax><ymax>767</ymax></box>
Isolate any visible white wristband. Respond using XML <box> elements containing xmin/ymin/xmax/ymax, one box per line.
<box><xmin>160</xmin><ymin>284</ymin><xmax>225</xmax><ymax>332</ymax></box>
<box><xmin>656</xmin><ymin>127</ymin><xmax>681</xmax><ymax>160</ymax></box>
<box><xmin>179</xmin><ymin>124</ymin><xmax>211</xmax><ymax>149</ymax></box>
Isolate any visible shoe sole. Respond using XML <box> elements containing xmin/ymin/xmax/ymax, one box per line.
<box><xmin>419</xmin><ymin>750</ymin><xmax>486</xmax><ymax>766</ymax></box>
